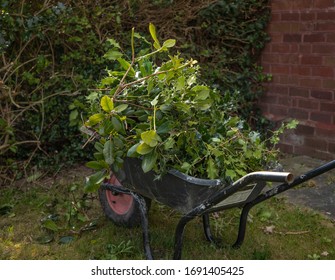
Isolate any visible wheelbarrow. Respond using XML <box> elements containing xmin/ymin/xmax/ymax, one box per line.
<box><xmin>97</xmin><ymin>156</ymin><xmax>335</xmax><ymax>259</ymax></box>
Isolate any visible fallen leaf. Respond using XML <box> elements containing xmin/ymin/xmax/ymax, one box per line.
<box><xmin>321</xmin><ymin>251</ymin><xmax>329</xmax><ymax>257</ymax></box>
<box><xmin>263</xmin><ymin>225</ymin><xmax>275</xmax><ymax>234</ymax></box>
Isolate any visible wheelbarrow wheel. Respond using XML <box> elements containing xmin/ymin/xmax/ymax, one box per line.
<box><xmin>98</xmin><ymin>174</ymin><xmax>151</xmax><ymax>228</ymax></box>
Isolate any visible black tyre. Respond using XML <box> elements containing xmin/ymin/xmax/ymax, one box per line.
<box><xmin>98</xmin><ymin>174</ymin><xmax>151</xmax><ymax>228</ymax></box>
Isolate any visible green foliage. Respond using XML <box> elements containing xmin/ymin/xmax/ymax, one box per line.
<box><xmin>1</xmin><ymin>0</ymin><xmax>273</xmax><ymax>184</ymax></box>
<box><xmin>83</xmin><ymin>25</ymin><xmax>297</xmax><ymax>191</ymax></box>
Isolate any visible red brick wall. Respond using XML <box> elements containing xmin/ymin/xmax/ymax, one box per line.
<box><xmin>259</xmin><ymin>0</ymin><xmax>335</xmax><ymax>160</ymax></box>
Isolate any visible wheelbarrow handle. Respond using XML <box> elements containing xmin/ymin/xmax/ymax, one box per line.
<box><xmin>232</xmin><ymin>171</ymin><xmax>294</xmax><ymax>189</ymax></box>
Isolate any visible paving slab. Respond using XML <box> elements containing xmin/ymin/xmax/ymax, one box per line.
<box><xmin>279</xmin><ymin>155</ymin><xmax>335</xmax><ymax>221</ymax></box>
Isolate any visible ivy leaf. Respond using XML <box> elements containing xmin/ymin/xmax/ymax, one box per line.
<box><xmin>107</xmin><ymin>38</ymin><xmax>121</xmax><ymax>49</ymax></box>
<box><xmin>104</xmin><ymin>49</ymin><xmax>123</xmax><ymax>60</ymax></box>
<box><xmin>141</xmin><ymin>151</ymin><xmax>158</xmax><ymax>173</ymax></box>
<box><xmin>85</xmin><ymin>161</ymin><xmax>107</xmax><ymax>170</ymax></box>
<box><xmin>100</xmin><ymin>96</ymin><xmax>114</xmax><ymax>112</ymax></box>
<box><xmin>226</xmin><ymin>169</ymin><xmax>237</xmax><ymax>180</ymax></box>
<box><xmin>103</xmin><ymin>140</ymin><xmax>114</xmax><ymax>165</ymax></box>
<box><xmin>149</xmin><ymin>23</ymin><xmax>161</xmax><ymax>49</ymax></box>
<box><xmin>207</xmin><ymin>158</ymin><xmax>218</xmax><ymax>179</ymax></box>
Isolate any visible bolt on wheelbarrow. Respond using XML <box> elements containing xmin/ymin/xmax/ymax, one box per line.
<box><xmin>97</xmin><ymin>156</ymin><xmax>335</xmax><ymax>260</ymax></box>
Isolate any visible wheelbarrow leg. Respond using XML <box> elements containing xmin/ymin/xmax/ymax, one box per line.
<box><xmin>132</xmin><ymin>193</ymin><xmax>154</xmax><ymax>260</ymax></box>
<box><xmin>202</xmin><ymin>214</ymin><xmax>221</xmax><ymax>246</ymax></box>
<box><xmin>233</xmin><ymin>204</ymin><xmax>252</xmax><ymax>248</ymax></box>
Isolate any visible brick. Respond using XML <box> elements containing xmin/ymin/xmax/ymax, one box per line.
<box><xmin>277</xmin><ymin>143</ymin><xmax>294</xmax><ymax>154</ymax></box>
<box><xmin>298</xmin><ymin>99</ymin><xmax>320</xmax><ymax>110</ymax></box>
<box><xmin>310</xmin><ymin>112</ymin><xmax>333</xmax><ymax>123</ymax></box>
<box><xmin>305</xmin><ymin>137</ymin><xmax>328</xmax><ymax>151</ymax></box>
<box><xmin>271</xmin><ymin>65</ymin><xmax>291</xmax><ymax>74</ymax></box>
<box><xmin>300</xmin><ymin>22</ymin><xmax>317</xmax><ymax>32</ymax></box>
<box><xmin>296</xmin><ymin>124</ymin><xmax>315</xmax><ymax>136</ymax></box>
<box><xmin>299</xmin><ymin>78</ymin><xmax>322</xmax><ymax>88</ymax></box>
<box><xmin>280</xmin><ymin>75</ymin><xmax>299</xmax><ymax>85</ymax></box>
<box><xmin>326</xmin><ymin>33</ymin><xmax>335</xmax><ymax>43</ymax></box>
<box><xmin>279</xmin><ymin>54</ymin><xmax>300</xmax><ymax>64</ymax></box>
<box><xmin>281</xmin><ymin>13</ymin><xmax>300</xmax><ymax>21</ymax></box>
<box><xmin>317</xmin><ymin>11</ymin><xmax>335</xmax><ymax>20</ymax></box>
<box><xmin>270</xmin><ymin>13</ymin><xmax>282</xmax><ymax>22</ymax></box>
<box><xmin>314</xmin><ymin>0</ymin><xmax>335</xmax><ymax>9</ymax></box>
<box><xmin>268</xmin><ymin>85</ymin><xmax>290</xmax><ymax>95</ymax></box>
<box><xmin>289</xmin><ymin>87</ymin><xmax>310</xmax><ymax>97</ymax></box>
<box><xmin>320</xmin><ymin>102</ymin><xmax>335</xmax><ymax>112</ymax></box>
<box><xmin>262</xmin><ymin>54</ymin><xmax>280</xmax><ymax>63</ymax></box>
<box><xmin>316</xmin><ymin>126</ymin><xmax>335</xmax><ymax>138</ymax></box>
<box><xmin>300</xmin><ymin>55</ymin><xmax>323</xmax><ymax>65</ymax></box>
<box><xmin>311</xmin><ymin>90</ymin><xmax>333</xmax><ymax>100</ymax></box>
<box><xmin>303</xmin><ymin>33</ymin><xmax>326</xmax><ymax>42</ymax></box>
<box><xmin>299</xmin><ymin>44</ymin><xmax>312</xmax><ymax>53</ymax></box>
<box><xmin>317</xmin><ymin>22</ymin><xmax>335</xmax><ymax>31</ymax></box>
<box><xmin>272</xmin><ymin>43</ymin><xmax>291</xmax><ymax>53</ymax></box>
<box><xmin>301</xmin><ymin>12</ymin><xmax>316</xmax><ymax>21</ymax></box>
<box><xmin>290</xmin><ymin>43</ymin><xmax>299</xmax><ymax>53</ymax></box>
<box><xmin>269</xmin><ymin>105</ymin><xmax>289</xmax><ymax>116</ymax></box>
<box><xmin>283</xmin><ymin>33</ymin><xmax>302</xmax><ymax>43</ymax></box>
<box><xmin>272</xmin><ymin>1</ymin><xmax>292</xmax><ymax>11</ymax></box>
<box><xmin>269</xmin><ymin>34</ymin><xmax>284</xmax><ymax>43</ymax></box>
<box><xmin>278</xmin><ymin>96</ymin><xmax>293</xmax><ymax>106</ymax></box>
<box><xmin>312</xmin><ymin>44</ymin><xmax>335</xmax><ymax>54</ymax></box>
<box><xmin>328</xmin><ymin>142</ymin><xmax>335</xmax><ymax>153</ymax></box>
<box><xmin>323</xmin><ymin>80</ymin><xmax>335</xmax><ymax>90</ymax></box>
<box><xmin>291</xmin><ymin>66</ymin><xmax>311</xmax><ymax>76</ymax></box>
<box><xmin>293</xmin><ymin>0</ymin><xmax>313</xmax><ymax>9</ymax></box>
<box><xmin>312</xmin><ymin>67</ymin><xmax>334</xmax><ymax>77</ymax></box>
<box><xmin>270</xmin><ymin>22</ymin><xmax>292</xmax><ymax>33</ymax></box>
<box><xmin>323</xmin><ymin>56</ymin><xmax>335</xmax><ymax>66</ymax></box>
<box><xmin>289</xmin><ymin>108</ymin><xmax>309</xmax><ymax>120</ymax></box>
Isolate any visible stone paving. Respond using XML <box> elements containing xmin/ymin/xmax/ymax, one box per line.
<box><xmin>279</xmin><ymin>155</ymin><xmax>335</xmax><ymax>221</ymax></box>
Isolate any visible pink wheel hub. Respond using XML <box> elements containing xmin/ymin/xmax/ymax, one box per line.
<box><xmin>105</xmin><ymin>175</ymin><xmax>133</xmax><ymax>215</ymax></box>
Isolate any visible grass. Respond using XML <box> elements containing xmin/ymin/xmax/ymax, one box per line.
<box><xmin>1</xmin><ymin>165</ymin><xmax>335</xmax><ymax>260</ymax></box>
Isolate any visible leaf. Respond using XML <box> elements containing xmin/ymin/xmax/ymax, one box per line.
<box><xmin>111</xmin><ymin>116</ymin><xmax>122</xmax><ymax>132</ymax></box>
<box><xmin>192</xmin><ymin>85</ymin><xmax>210</xmax><ymax>101</ymax></box>
<box><xmin>103</xmin><ymin>140</ymin><xmax>114</xmax><ymax>165</ymax></box>
<box><xmin>88</xmin><ymin>113</ymin><xmax>105</xmax><ymax>126</ymax></box>
<box><xmin>101</xmin><ymin>77</ymin><xmax>116</xmax><ymax>86</ymax></box>
<box><xmin>141</xmin><ymin>151</ymin><xmax>158</xmax><ymax>173</ymax></box>
<box><xmin>85</xmin><ymin>161</ymin><xmax>107</xmax><ymax>170</ymax></box>
<box><xmin>149</xmin><ymin>23</ymin><xmax>161</xmax><ymax>49</ymax></box>
<box><xmin>107</xmin><ymin>38</ymin><xmax>121</xmax><ymax>49</ymax></box>
<box><xmin>59</xmin><ymin>236</ymin><xmax>74</xmax><ymax>244</ymax></box>
<box><xmin>127</xmin><ymin>143</ymin><xmax>140</xmax><ymax>157</ymax></box>
<box><xmin>84</xmin><ymin>170</ymin><xmax>107</xmax><ymax>192</ymax></box>
<box><xmin>100</xmin><ymin>96</ymin><xmax>114</xmax><ymax>112</ymax></box>
<box><xmin>114</xmin><ymin>104</ymin><xmax>128</xmax><ymax>113</ymax></box>
<box><xmin>226</xmin><ymin>169</ymin><xmax>237</xmax><ymax>179</ymax></box>
<box><xmin>176</xmin><ymin>76</ymin><xmax>185</xmax><ymax>91</ymax></box>
<box><xmin>117</xmin><ymin>58</ymin><xmax>135</xmax><ymax>77</ymax></box>
<box><xmin>35</xmin><ymin>235</ymin><xmax>54</xmax><ymax>244</ymax></box>
<box><xmin>207</xmin><ymin>158</ymin><xmax>218</xmax><ymax>179</ymax></box>
<box><xmin>42</xmin><ymin>220</ymin><xmax>59</xmax><ymax>232</ymax></box>
<box><xmin>162</xmin><ymin>39</ymin><xmax>176</xmax><ymax>48</ymax></box>
<box><xmin>136</xmin><ymin>142</ymin><xmax>153</xmax><ymax>155</ymax></box>
<box><xmin>104</xmin><ymin>49</ymin><xmax>123</xmax><ymax>60</ymax></box>
<box><xmin>141</xmin><ymin>130</ymin><xmax>162</xmax><ymax>147</ymax></box>
<box><xmin>263</xmin><ymin>225</ymin><xmax>275</xmax><ymax>234</ymax></box>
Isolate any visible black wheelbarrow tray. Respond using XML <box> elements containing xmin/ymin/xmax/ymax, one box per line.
<box><xmin>98</xmin><ymin>157</ymin><xmax>335</xmax><ymax>259</ymax></box>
